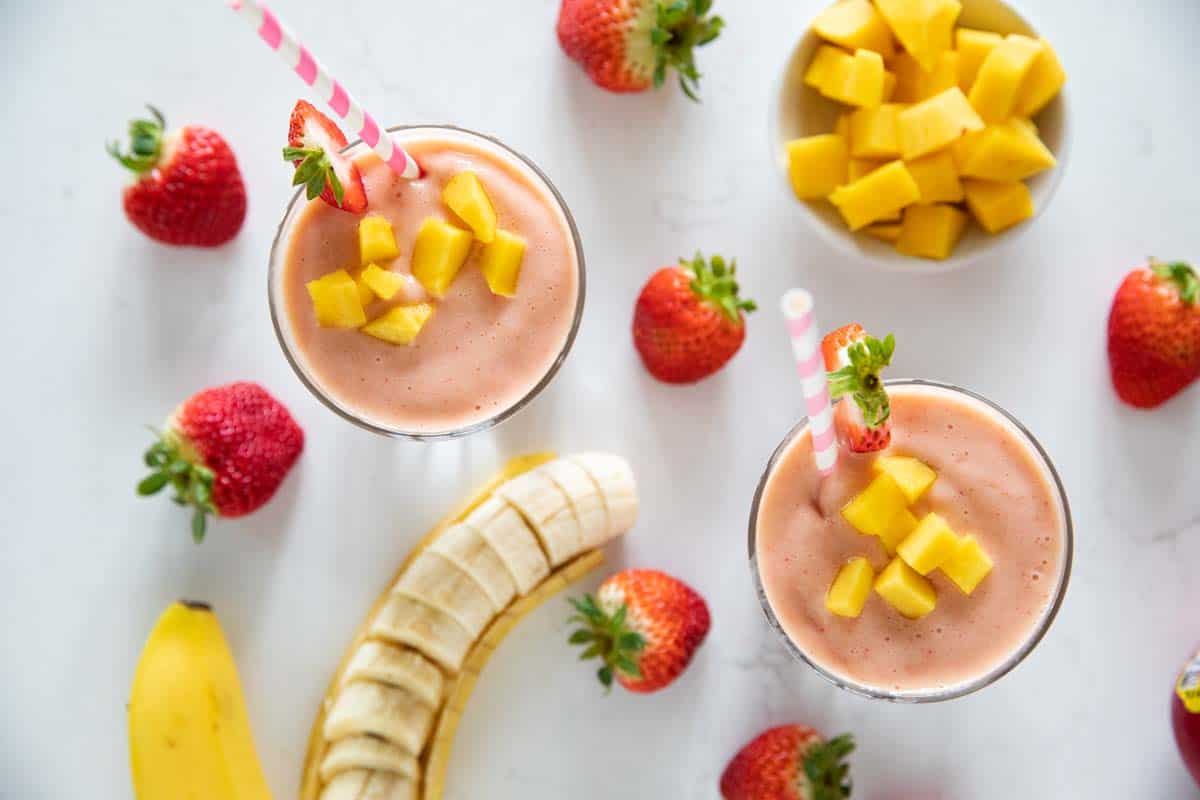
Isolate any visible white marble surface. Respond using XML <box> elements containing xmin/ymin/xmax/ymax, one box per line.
<box><xmin>2</xmin><ymin>0</ymin><xmax>1199</xmax><ymax>797</ymax></box>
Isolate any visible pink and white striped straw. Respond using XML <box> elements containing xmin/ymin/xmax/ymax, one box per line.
<box><xmin>227</xmin><ymin>0</ymin><xmax>422</xmax><ymax>179</ymax></box>
<box><xmin>781</xmin><ymin>289</ymin><xmax>838</xmax><ymax>476</ymax></box>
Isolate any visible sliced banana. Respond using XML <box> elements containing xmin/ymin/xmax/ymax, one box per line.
<box><xmin>319</xmin><ymin>768</ymin><xmax>369</xmax><ymax>800</ymax></box>
<box><xmin>371</xmin><ymin>593</ymin><xmax>473</xmax><ymax>673</ymax></box>
<box><xmin>571</xmin><ymin>452</ymin><xmax>639</xmax><ymax>541</ymax></box>
<box><xmin>319</xmin><ymin>736</ymin><xmax>418</xmax><ymax>783</ymax></box>
<box><xmin>495</xmin><ymin>469</ymin><xmax>581</xmax><ymax>566</ymax></box>
<box><xmin>465</xmin><ymin>497</ymin><xmax>550</xmax><ymax>595</ymax></box>
<box><xmin>394</xmin><ymin>551</ymin><xmax>496</xmax><ymax>638</ymax></box>
<box><xmin>540</xmin><ymin>458</ymin><xmax>611</xmax><ymax>550</ymax></box>
<box><xmin>323</xmin><ymin>681</ymin><xmax>434</xmax><ymax>756</ymax></box>
<box><xmin>342</xmin><ymin>641</ymin><xmax>443</xmax><ymax>709</ymax></box>
<box><xmin>360</xmin><ymin>769</ymin><xmax>418</xmax><ymax>800</ymax></box>
<box><xmin>429</xmin><ymin>522</ymin><xmax>517</xmax><ymax>611</ymax></box>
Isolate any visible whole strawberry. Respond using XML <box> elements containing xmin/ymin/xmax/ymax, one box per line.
<box><xmin>1107</xmin><ymin>258</ymin><xmax>1200</xmax><ymax>408</ymax></box>
<box><xmin>567</xmin><ymin>568</ymin><xmax>710</xmax><ymax>693</ymax></box>
<box><xmin>633</xmin><ymin>253</ymin><xmax>756</xmax><ymax>383</ymax></box>
<box><xmin>720</xmin><ymin>724</ymin><xmax>854</xmax><ymax>800</ymax></box>
<box><xmin>283</xmin><ymin>100</ymin><xmax>368</xmax><ymax>214</ymax></box>
<box><xmin>108</xmin><ymin>106</ymin><xmax>246</xmax><ymax>247</ymax></box>
<box><xmin>137</xmin><ymin>382</ymin><xmax>304</xmax><ymax>542</ymax></box>
<box><xmin>823</xmin><ymin>324</ymin><xmax>895</xmax><ymax>453</ymax></box>
<box><xmin>557</xmin><ymin>0</ymin><xmax>724</xmax><ymax>100</ymax></box>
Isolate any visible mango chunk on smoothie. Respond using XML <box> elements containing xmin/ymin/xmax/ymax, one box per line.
<box><xmin>842</xmin><ymin>473</ymin><xmax>909</xmax><ymax>538</ymax></box>
<box><xmin>306</xmin><ymin>269</ymin><xmax>367</xmax><ymax>328</ymax></box>
<box><xmin>879</xmin><ymin>507</ymin><xmax>919</xmax><ymax>555</ymax></box>
<box><xmin>955</xmin><ymin>28</ymin><xmax>1002</xmax><ymax>92</ymax></box>
<box><xmin>954</xmin><ymin>120</ymin><xmax>1056</xmax><ymax>182</ymax></box>
<box><xmin>1014</xmin><ymin>39</ymin><xmax>1066</xmax><ymax>117</ymax></box>
<box><xmin>829</xmin><ymin>161</ymin><xmax>920</xmax><ymax>230</ymax></box>
<box><xmin>896</xmin><ymin>204</ymin><xmax>969</xmax><ymax>260</ymax></box>
<box><xmin>967</xmin><ymin>34</ymin><xmax>1043</xmax><ymax>123</ymax></box>
<box><xmin>412</xmin><ymin>218</ymin><xmax>474</xmax><ymax>298</ymax></box>
<box><xmin>786</xmin><ymin>135</ymin><xmax>850</xmax><ymax>199</ymax></box>
<box><xmin>360</xmin><ymin>263</ymin><xmax>407</xmax><ymax>301</ymax></box>
<box><xmin>874</xmin><ymin>557</ymin><xmax>937</xmax><ymax>618</ymax></box>
<box><xmin>897</xmin><ymin>512</ymin><xmax>960</xmax><ymax>574</ymax></box>
<box><xmin>353</xmin><ymin>271</ymin><xmax>376</xmax><ymax>306</ymax></box>
<box><xmin>826</xmin><ymin>557</ymin><xmax>876</xmax><ymax>618</ymax></box>
<box><xmin>890</xmin><ymin>51</ymin><xmax>958</xmax><ymax>103</ymax></box>
<box><xmin>442</xmin><ymin>172</ymin><xmax>497</xmax><ymax>243</ymax></box>
<box><xmin>849</xmin><ymin>105</ymin><xmax>904</xmax><ymax>159</ymax></box>
<box><xmin>826</xmin><ymin>49</ymin><xmax>888</xmax><ymax>108</ymax></box>
<box><xmin>874</xmin><ymin>455</ymin><xmax>938</xmax><ymax>503</ymax></box>
<box><xmin>864</xmin><ymin>222</ymin><xmax>902</xmax><ymax>243</ymax></box>
<box><xmin>876</xmin><ymin>0</ymin><xmax>959</xmax><ymax>72</ymax></box>
<box><xmin>904</xmin><ymin>150</ymin><xmax>963</xmax><ymax>204</ymax></box>
<box><xmin>358</xmin><ymin>216</ymin><xmax>401</xmax><ymax>265</ymax></box>
<box><xmin>812</xmin><ymin>0</ymin><xmax>895</xmax><ymax>57</ymax></box>
<box><xmin>805</xmin><ymin>45</ymin><xmax>853</xmax><ymax>90</ymax></box>
<box><xmin>478</xmin><ymin>229</ymin><xmax>527</xmax><ymax>298</ymax></box>
<box><xmin>962</xmin><ymin>179</ymin><xmax>1034</xmax><ymax>233</ymax></box>
<box><xmin>940</xmin><ymin>535</ymin><xmax>994</xmax><ymax>594</ymax></box>
<box><xmin>361</xmin><ymin>303</ymin><xmax>435</xmax><ymax>346</ymax></box>
<box><xmin>897</xmin><ymin>87</ymin><xmax>984</xmax><ymax>160</ymax></box>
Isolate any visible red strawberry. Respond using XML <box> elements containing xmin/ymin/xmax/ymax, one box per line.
<box><xmin>823</xmin><ymin>324</ymin><xmax>895</xmax><ymax>453</ymax></box>
<box><xmin>283</xmin><ymin>100</ymin><xmax>367</xmax><ymax>214</ymax></box>
<box><xmin>108</xmin><ymin>106</ymin><xmax>246</xmax><ymax>247</ymax></box>
<box><xmin>1107</xmin><ymin>258</ymin><xmax>1200</xmax><ymax>408</ymax></box>
<box><xmin>720</xmin><ymin>724</ymin><xmax>854</xmax><ymax>800</ymax></box>
<box><xmin>556</xmin><ymin>0</ymin><xmax>724</xmax><ymax>100</ymax></box>
<box><xmin>633</xmin><ymin>253</ymin><xmax>756</xmax><ymax>383</ymax></box>
<box><xmin>567</xmin><ymin>568</ymin><xmax>710</xmax><ymax>693</ymax></box>
<box><xmin>137</xmin><ymin>382</ymin><xmax>304</xmax><ymax>542</ymax></box>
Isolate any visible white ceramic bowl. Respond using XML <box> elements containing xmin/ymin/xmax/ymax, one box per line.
<box><xmin>771</xmin><ymin>0</ymin><xmax>1070</xmax><ymax>273</ymax></box>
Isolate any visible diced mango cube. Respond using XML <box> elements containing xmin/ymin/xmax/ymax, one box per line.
<box><xmin>940</xmin><ymin>535</ymin><xmax>994</xmax><ymax>594</ymax></box>
<box><xmin>955</xmin><ymin>27</ymin><xmax>1003</xmax><ymax>92</ymax></box>
<box><xmin>874</xmin><ymin>557</ymin><xmax>937</xmax><ymax>619</ymax></box>
<box><xmin>358</xmin><ymin>216</ymin><xmax>400</xmax><ymax>265</ymax></box>
<box><xmin>890</xmin><ymin>51</ymin><xmax>958</xmax><ymax>103</ymax></box>
<box><xmin>849</xmin><ymin>104</ymin><xmax>904</xmax><ymax>159</ymax></box>
<box><xmin>442</xmin><ymin>171</ymin><xmax>497</xmax><ymax>243</ymax></box>
<box><xmin>361</xmin><ymin>302</ymin><xmax>435</xmax><ymax>346</ymax></box>
<box><xmin>306</xmin><ymin>269</ymin><xmax>366</xmax><ymax>328</ymax></box>
<box><xmin>904</xmin><ymin>150</ymin><xmax>963</xmax><ymax>204</ymax></box>
<box><xmin>478</xmin><ymin>229</ymin><xmax>526</xmax><ymax>298</ymax></box>
<box><xmin>897</xmin><ymin>512</ymin><xmax>961</xmax><ymax>575</ymax></box>
<box><xmin>849</xmin><ymin>158</ymin><xmax>885</xmax><ymax>181</ymax></box>
<box><xmin>353</xmin><ymin>271</ymin><xmax>376</xmax><ymax>307</ymax></box>
<box><xmin>864</xmin><ymin>222</ymin><xmax>902</xmax><ymax>243</ymax></box>
<box><xmin>786</xmin><ymin>135</ymin><xmax>849</xmax><ymax>199</ymax></box>
<box><xmin>882</xmin><ymin>70</ymin><xmax>897</xmax><ymax>101</ymax></box>
<box><xmin>812</xmin><ymin>0</ymin><xmax>895</xmax><ymax>57</ymax></box>
<box><xmin>963</xmin><ymin>179</ymin><xmax>1034</xmax><ymax>233</ymax></box>
<box><xmin>923</xmin><ymin>0</ymin><xmax>961</xmax><ymax>68</ymax></box>
<box><xmin>874</xmin><ymin>455</ymin><xmax>938</xmax><ymax>503</ymax></box>
<box><xmin>826</xmin><ymin>557</ymin><xmax>876</xmax><ymax>618</ymax></box>
<box><xmin>834</xmin><ymin>112</ymin><xmax>853</xmax><ymax>142</ymax></box>
<box><xmin>825</xmin><ymin>49</ymin><xmax>887</xmax><ymax>108</ymax></box>
<box><xmin>841</xmin><ymin>473</ymin><xmax>909</xmax><ymax>538</ymax></box>
<box><xmin>829</xmin><ymin>161</ymin><xmax>920</xmax><ymax>230</ymax></box>
<box><xmin>879</xmin><ymin>507</ymin><xmax>919</xmax><ymax>555</ymax></box>
<box><xmin>360</xmin><ymin>263</ymin><xmax>407</xmax><ymax>301</ymax></box>
<box><xmin>1014</xmin><ymin>38</ymin><xmax>1066</xmax><ymax>117</ymax></box>
<box><xmin>953</xmin><ymin>119</ymin><xmax>1056</xmax><ymax>182</ymax></box>
<box><xmin>411</xmin><ymin>217</ymin><xmax>474</xmax><ymax>298</ymax></box>
<box><xmin>805</xmin><ymin>45</ymin><xmax>853</xmax><ymax>90</ymax></box>
<box><xmin>897</xmin><ymin>87</ymin><xmax>984</xmax><ymax>160</ymax></box>
<box><xmin>876</xmin><ymin>0</ymin><xmax>960</xmax><ymax>72</ymax></box>
<box><xmin>968</xmin><ymin>34</ymin><xmax>1043</xmax><ymax>123</ymax></box>
<box><xmin>896</xmin><ymin>204</ymin><xmax>969</xmax><ymax>260</ymax></box>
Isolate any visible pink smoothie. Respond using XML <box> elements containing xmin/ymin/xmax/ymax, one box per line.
<box><xmin>754</xmin><ymin>384</ymin><xmax>1068</xmax><ymax>693</ymax></box>
<box><xmin>276</xmin><ymin>130</ymin><xmax>580</xmax><ymax>434</ymax></box>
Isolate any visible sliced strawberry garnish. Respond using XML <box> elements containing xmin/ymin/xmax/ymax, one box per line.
<box><xmin>821</xmin><ymin>322</ymin><xmax>868</xmax><ymax>372</ymax></box>
<box><xmin>823</xmin><ymin>325</ymin><xmax>895</xmax><ymax>453</ymax></box>
<box><xmin>283</xmin><ymin>100</ymin><xmax>367</xmax><ymax>213</ymax></box>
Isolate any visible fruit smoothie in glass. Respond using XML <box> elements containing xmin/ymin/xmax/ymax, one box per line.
<box><xmin>269</xmin><ymin>125</ymin><xmax>583</xmax><ymax>439</ymax></box>
<box><xmin>750</xmin><ymin>380</ymin><xmax>1072</xmax><ymax>701</ymax></box>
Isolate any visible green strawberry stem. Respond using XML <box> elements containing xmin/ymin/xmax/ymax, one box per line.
<box><xmin>803</xmin><ymin>734</ymin><xmax>855</xmax><ymax>800</ymax></box>
<box><xmin>827</xmin><ymin>334</ymin><xmax>895</xmax><ymax>428</ymax></box>
<box><xmin>137</xmin><ymin>429</ymin><xmax>216</xmax><ymax>543</ymax></box>
<box><xmin>282</xmin><ymin>145</ymin><xmax>345</xmax><ymax>206</ymax></box>
<box><xmin>682</xmin><ymin>252</ymin><xmax>756</xmax><ymax>323</ymax></box>
<box><xmin>567</xmin><ymin>595</ymin><xmax>646</xmax><ymax>691</ymax></box>
<box><xmin>1150</xmin><ymin>258</ymin><xmax>1198</xmax><ymax>306</ymax></box>
<box><xmin>650</xmin><ymin>0</ymin><xmax>725</xmax><ymax>101</ymax></box>
<box><xmin>107</xmin><ymin>105</ymin><xmax>166</xmax><ymax>174</ymax></box>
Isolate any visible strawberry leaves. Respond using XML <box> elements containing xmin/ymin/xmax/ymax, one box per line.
<box><xmin>283</xmin><ymin>145</ymin><xmax>346</xmax><ymax>207</ymax></box>
<box><xmin>650</xmin><ymin>0</ymin><xmax>725</xmax><ymax>101</ymax></box>
<box><xmin>567</xmin><ymin>595</ymin><xmax>646</xmax><ymax>691</ymax></box>
<box><xmin>108</xmin><ymin>105</ymin><xmax>166</xmax><ymax>174</ymax></box>
<box><xmin>1150</xmin><ymin>258</ymin><xmax>1199</xmax><ymax>306</ymax></box>
<box><xmin>138</xmin><ymin>432</ymin><xmax>216</xmax><ymax>543</ymax></box>
<box><xmin>803</xmin><ymin>734</ymin><xmax>855</xmax><ymax>800</ymax></box>
<box><xmin>683</xmin><ymin>252</ymin><xmax>757</xmax><ymax>324</ymax></box>
<box><xmin>827</xmin><ymin>334</ymin><xmax>896</xmax><ymax>428</ymax></box>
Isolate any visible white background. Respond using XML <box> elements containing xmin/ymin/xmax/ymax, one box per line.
<box><xmin>2</xmin><ymin>0</ymin><xmax>1199</xmax><ymax>797</ymax></box>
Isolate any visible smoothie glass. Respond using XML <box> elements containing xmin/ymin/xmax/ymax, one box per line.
<box><xmin>748</xmin><ymin>379</ymin><xmax>1073</xmax><ymax>702</ymax></box>
<box><xmin>268</xmin><ymin>125</ymin><xmax>585</xmax><ymax>441</ymax></box>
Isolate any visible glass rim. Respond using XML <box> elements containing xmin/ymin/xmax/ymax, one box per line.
<box><xmin>267</xmin><ymin>124</ymin><xmax>586</xmax><ymax>441</ymax></box>
<box><xmin>747</xmin><ymin>378</ymin><xmax>1074</xmax><ymax>703</ymax></box>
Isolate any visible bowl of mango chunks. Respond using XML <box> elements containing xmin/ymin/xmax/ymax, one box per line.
<box><xmin>773</xmin><ymin>0</ymin><xmax>1069</xmax><ymax>271</ymax></box>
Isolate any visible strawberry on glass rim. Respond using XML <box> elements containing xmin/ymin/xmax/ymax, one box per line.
<box><xmin>822</xmin><ymin>323</ymin><xmax>896</xmax><ymax>453</ymax></box>
<box><xmin>283</xmin><ymin>100</ymin><xmax>368</xmax><ymax>213</ymax></box>
<box><xmin>720</xmin><ymin>723</ymin><xmax>854</xmax><ymax>800</ymax></box>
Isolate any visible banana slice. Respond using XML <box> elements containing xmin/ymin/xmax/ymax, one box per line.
<box><xmin>539</xmin><ymin>458</ymin><xmax>611</xmax><ymax>550</ymax></box>
<box><xmin>360</xmin><ymin>769</ymin><xmax>418</xmax><ymax>800</ymax></box>
<box><xmin>465</xmin><ymin>497</ymin><xmax>550</xmax><ymax>595</ymax></box>
<box><xmin>323</xmin><ymin>681</ymin><xmax>434</xmax><ymax>756</ymax></box>
<box><xmin>429</xmin><ymin>523</ymin><xmax>517</xmax><ymax>611</ymax></box>
<box><xmin>571</xmin><ymin>453</ymin><xmax>639</xmax><ymax>541</ymax></box>
<box><xmin>342</xmin><ymin>642</ymin><xmax>443</xmax><ymax>710</ymax></box>
<box><xmin>394</xmin><ymin>551</ymin><xmax>496</xmax><ymax>638</ymax></box>
<box><xmin>319</xmin><ymin>736</ymin><xmax>418</xmax><ymax>783</ymax></box>
<box><xmin>495</xmin><ymin>469</ymin><xmax>581</xmax><ymax>566</ymax></box>
<box><xmin>371</xmin><ymin>593</ymin><xmax>473</xmax><ymax>673</ymax></box>
<box><xmin>319</xmin><ymin>768</ymin><xmax>369</xmax><ymax>800</ymax></box>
